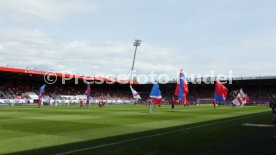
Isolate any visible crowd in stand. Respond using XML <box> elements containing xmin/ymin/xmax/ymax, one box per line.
<box><xmin>0</xmin><ymin>82</ymin><xmax>34</xmax><ymax>99</ymax></box>
<box><xmin>0</xmin><ymin>80</ymin><xmax>134</xmax><ymax>101</ymax></box>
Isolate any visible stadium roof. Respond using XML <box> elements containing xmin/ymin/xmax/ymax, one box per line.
<box><xmin>232</xmin><ymin>76</ymin><xmax>276</xmax><ymax>80</ymax></box>
<box><xmin>0</xmin><ymin>66</ymin><xmax>139</xmax><ymax>84</ymax></box>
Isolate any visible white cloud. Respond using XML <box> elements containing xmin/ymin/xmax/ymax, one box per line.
<box><xmin>1</xmin><ymin>27</ymin><xmax>276</xmax><ymax>81</ymax></box>
<box><xmin>0</xmin><ymin>28</ymin><xmax>184</xmax><ymax>80</ymax></box>
<box><xmin>0</xmin><ymin>0</ymin><xmax>95</xmax><ymax>22</ymax></box>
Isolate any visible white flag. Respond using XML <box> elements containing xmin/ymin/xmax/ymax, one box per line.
<box><xmin>233</xmin><ymin>89</ymin><xmax>249</xmax><ymax>107</ymax></box>
<box><xmin>130</xmin><ymin>85</ymin><xmax>141</xmax><ymax>99</ymax></box>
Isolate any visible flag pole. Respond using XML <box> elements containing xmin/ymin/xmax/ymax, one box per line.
<box><xmin>129</xmin><ymin>40</ymin><xmax>141</xmax><ymax>85</ymax></box>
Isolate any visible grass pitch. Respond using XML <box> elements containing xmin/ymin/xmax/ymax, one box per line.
<box><xmin>0</xmin><ymin>104</ymin><xmax>275</xmax><ymax>155</ymax></box>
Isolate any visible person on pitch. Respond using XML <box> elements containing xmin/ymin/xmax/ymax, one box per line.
<box><xmin>146</xmin><ymin>98</ymin><xmax>153</xmax><ymax>113</ymax></box>
<box><xmin>79</xmin><ymin>99</ymin><xmax>83</xmax><ymax>108</ymax></box>
<box><xmin>213</xmin><ymin>100</ymin><xmax>217</xmax><ymax>109</ymax></box>
<box><xmin>269</xmin><ymin>96</ymin><xmax>276</xmax><ymax>114</ymax></box>
<box><xmin>99</xmin><ymin>98</ymin><xmax>103</xmax><ymax>108</ymax></box>
<box><xmin>37</xmin><ymin>99</ymin><xmax>41</xmax><ymax>108</ymax></box>
<box><xmin>171</xmin><ymin>96</ymin><xmax>175</xmax><ymax>111</ymax></box>
<box><xmin>86</xmin><ymin>99</ymin><xmax>89</xmax><ymax>108</ymax></box>
<box><xmin>176</xmin><ymin>98</ymin><xmax>180</xmax><ymax>106</ymax></box>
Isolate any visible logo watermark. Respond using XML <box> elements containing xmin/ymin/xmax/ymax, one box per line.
<box><xmin>44</xmin><ymin>72</ymin><xmax>57</xmax><ymax>84</ymax></box>
<box><xmin>43</xmin><ymin>70</ymin><xmax>233</xmax><ymax>85</ymax></box>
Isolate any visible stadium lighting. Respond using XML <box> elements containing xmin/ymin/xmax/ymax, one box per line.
<box><xmin>130</xmin><ymin>40</ymin><xmax>142</xmax><ymax>82</ymax></box>
<box><xmin>133</xmin><ymin>40</ymin><xmax>141</xmax><ymax>46</ymax></box>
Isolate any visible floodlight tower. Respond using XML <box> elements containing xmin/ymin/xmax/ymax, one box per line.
<box><xmin>130</xmin><ymin>40</ymin><xmax>141</xmax><ymax>83</ymax></box>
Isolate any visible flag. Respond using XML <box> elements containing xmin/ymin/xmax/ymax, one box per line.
<box><xmin>130</xmin><ymin>85</ymin><xmax>141</xmax><ymax>99</ymax></box>
<box><xmin>233</xmin><ymin>89</ymin><xmax>249</xmax><ymax>107</ymax></box>
<box><xmin>229</xmin><ymin>89</ymin><xmax>239</xmax><ymax>98</ymax></box>
<box><xmin>214</xmin><ymin>81</ymin><xmax>228</xmax><ymax>102</ymax></box>
<box><xmin>38</xmin><ymin>84</ymin><xmax>46</xmax><ymax>99</ymax></box>
<box><xmin>150</xmin><ymin>82</ymin><xmax>162</xmax><ymax>99</ymax></box>
<box><xmin>153</xmin><ymin>98</ymin><xmax>162</xmax><ymax>105</ymax></box>
<box><xmin>85</xmin><ymin>84</ymin><xmax>91</xmax><ymax>101</ymax></box>
<box><xmin>174</xmin><ymin>69</ymin><xmax>189</xmax><ymax>104</ymax></box>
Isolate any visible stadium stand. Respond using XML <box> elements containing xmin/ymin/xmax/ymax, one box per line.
<box><xmin>0</xmin><ymin>67</ymin><xmax>276</xmax><ymax>106</ymax></box>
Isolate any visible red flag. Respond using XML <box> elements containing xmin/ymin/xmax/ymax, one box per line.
<box><xmin>214</xmin><ymin>81</ymin><xmax>228</xmax><ymax>102</ymax></box>
<box><xmin>153</xmin><ymin>98</ymin><xmax>162</xmax><ymax>105</ymax></box>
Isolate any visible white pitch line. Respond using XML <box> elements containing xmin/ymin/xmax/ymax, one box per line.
<box><xmin>56</xmin><ymin>113</ymin><xmax>267</xmax><ymax>155</ymax></box>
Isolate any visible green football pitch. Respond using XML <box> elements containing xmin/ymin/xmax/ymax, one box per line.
<box><xmin>0</xmin><ymin>105</ymin><xmax>275</xmax><ymax>155</ymax></box>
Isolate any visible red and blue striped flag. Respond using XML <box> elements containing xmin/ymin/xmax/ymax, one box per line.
<box><xmin>174</xmin><ymin>69</ymin><xmax>189</xmax><ymax>104</ymax></box>
<box><xmin>85</xmin><ymin>84</ymin><xmax>91</xmax><ymax>101</ymax></box>
<box><xmin>85</xmin><ymin>84</ymin><xmax>91</xmax><ymax>105</ymax></box>
<box><xmin>150</xmin><ymin>82</ymin><xmax>162</xmax><ymax>105</ymax></box>
<box><xmin>214</xmin><ymin>81</ymin><xmax>228</xmax><ymax>102</ymax></box>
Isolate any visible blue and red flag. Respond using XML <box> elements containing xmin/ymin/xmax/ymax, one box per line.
<box><xmin>38</xmin><ymin>84</ymin><xmax>46</xmax><ymax>99</ymax></box>
<box><xmin>174</xmin><ymin>69</ymin><xmax>189</xmax><ymax>104</ymax></box>
<box><xmin>214</xmin><ymin>81</ymin><xmax>228</xmax><ymax>102</ymax></box>
<box><xmin>85</xmin><ymin>84</ymin><xmax>91</xmax><ymax>101</ymax></box>
<box><xmin>150</xmin><ymin>82</ymin><xmax>162</xmax><ymax>104</ymax></box>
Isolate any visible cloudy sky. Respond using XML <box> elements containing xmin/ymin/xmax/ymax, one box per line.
<box><xmin>0</xmin><ymin>0</ymin><xmax>276</xmax><ymax>80</ymax></box>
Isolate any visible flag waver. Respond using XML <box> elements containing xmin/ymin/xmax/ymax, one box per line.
<box><xmin>130</xmin><ymin>85</ymin><xmax>141</xmax><ymax>99</ymax></box>
<box><xmin>174</xmin><ymin>69</ymin><xmax>189</xmax><ymax>104</ymax></box>
<box><xmin>214</xmin><ymin>81</ymin><xmax>228</xmax><ymax>102</ymax></box>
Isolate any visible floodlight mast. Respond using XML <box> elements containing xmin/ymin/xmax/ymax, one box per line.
<box><xmin>130</xmin><ymin>40</ymin><xmax>141</xmax><ymax>84</ymax></box>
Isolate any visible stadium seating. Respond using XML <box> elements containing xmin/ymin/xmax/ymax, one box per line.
<box><xmin>0</xmin><ymin>78</ymin><xmax>275</xmax><ymax>105</ymax></box>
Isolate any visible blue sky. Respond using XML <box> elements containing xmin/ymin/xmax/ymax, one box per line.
<box><xmin>0</xmin><ymin>0</ymin><xmax>276</xmax><ymax>80</ymax></box>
